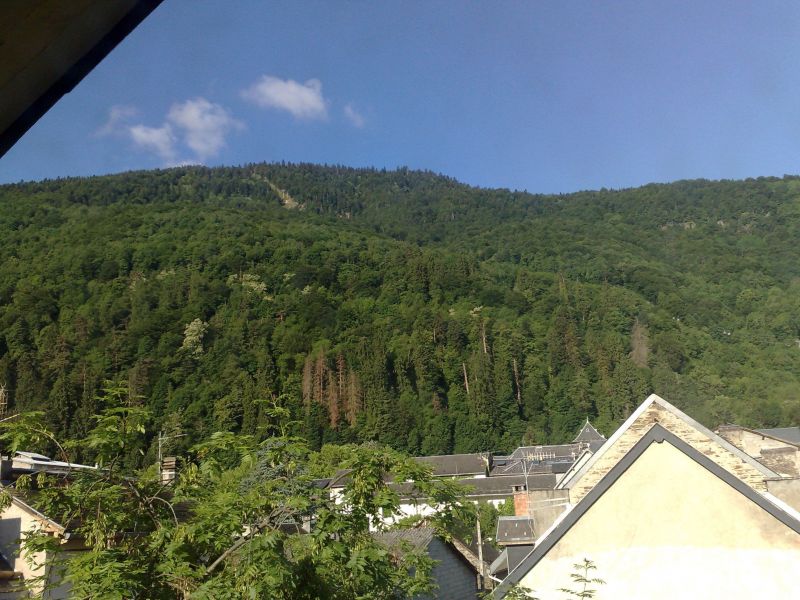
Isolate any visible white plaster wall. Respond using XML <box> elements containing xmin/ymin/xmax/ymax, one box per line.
<box><xmin>0</xmin><ymin>502</ymin><xmax>49</xmax><ymax>582</ymax></box>
<box><xmin>517</xmin><ymin>442</ymin><xmax>800</xmax><ymax>600</ymax></box>
<box><xmin>381</xmin><ymin>498</ymin><xmax>505</xmax><ymax>529</ymax></box>
<box><xmin>0</xmin><ymin>502</ymin><xmax>72</xmax><ymax>599</ymax></box>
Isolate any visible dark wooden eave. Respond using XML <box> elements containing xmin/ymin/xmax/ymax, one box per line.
<box><xmin>0</xmin><ymin>0</ymin><xmax>163</xmax><ymax>158</ymax></box>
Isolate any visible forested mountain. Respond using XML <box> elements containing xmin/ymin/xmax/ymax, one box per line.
<box><xmin>1</xmin><ymin>163</ymin><xmax>799</xmax><ymax>460</ymax></box>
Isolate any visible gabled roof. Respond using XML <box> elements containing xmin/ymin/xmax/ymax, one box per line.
<box><xmin>374</xmin><ymin>527</ymin><xmax>491</xmax><ymax>575</ymax></box>
<box><xmin>494</xmin><ymin>423</ymin><xmax>800</xmax><ymax>598</ymax></box>
<box><xmin>2</xmin><ymin>486</ymin><xmax>65</xmax><ymax>534</ymax></box>
<box><xmin>572</xmin><ymin>419</ymin><xmax>605</xmax><ymax>444</ymax></box>
<box><xmin>374</xmin><ymin>527</ymin><xmax>435</xmax><ymax>552</ymax></box>
<box><xmin>557</xmin><ymin>394</ymin><xmax>777</xmax><ymax>494</ymax></box>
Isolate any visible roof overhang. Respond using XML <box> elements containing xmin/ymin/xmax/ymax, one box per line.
<box><xmin>0</xmin><ymin>0</ymin><xmax>163</xmax><ymax>158</ymax></box>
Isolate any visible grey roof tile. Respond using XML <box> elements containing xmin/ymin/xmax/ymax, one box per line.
<box><xmin>496</xmin><ymin>516</ymin><xmax>536</xmax><ymax>544</ymax></box>
<box><xmin>757</xmin><ymin>427</ymin><xmax>800</xmax><ymax>445</ymax></box>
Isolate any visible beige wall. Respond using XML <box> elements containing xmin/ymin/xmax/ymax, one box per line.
<box><xmin>0</xmin><ymin>501</ymin><xmax>49</xmax><ymax>583</ymax></box>
<box><xmin>0</xmin><ymin>502</ymin><xmax>71</xmax><ymax>599</ymax></box>
<box><xmin>513</xmin><ymin>490</ymin><xmax>570</xmax><ymax>538</ymax></box>
<box><xmin>517</xmin><ymin>442</ymin><xmax>800</xmax><ymax>600</ymax></box>
<box><xmin>569</xmin><ymin>402</ymin><xmax>769</xmax><ymax>504</ymax></box>
<box><xmin>766</xmin><ymin>478</ymin><xmax>800</xmax><ymax>512</ymax></box>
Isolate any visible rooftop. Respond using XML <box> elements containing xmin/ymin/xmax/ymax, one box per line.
<box><xmin>4</xmin><ymin>451</ymin><xmax>96</xmax><ymax>478</ymax></box>
<box><xmin>757</xmin><ymin>427</ymin><xmax>800</xmax><ymax>445</ymax></box>
<box><xmin>415</xmin><ymin>453</ymin><xmax>490</xmax><ymax>477</ymax></box>
<box><xmin>572</xmin><ymin>420</ymin><xmax>606</xmax><ymax>444</ymax></box>
<box><xmin>496</xmin><ymin>516</ymin><xmax>536</xmax><ymax>545</ymax></box>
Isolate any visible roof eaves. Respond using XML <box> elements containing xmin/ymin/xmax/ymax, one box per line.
<box><xmin>0</xmin><ymin>0</ymin><xmax>164</xmax><ymax>158</ymax></box>
<box><xmin>6</xmin><ymin>492</ymin><xmax>65</xmax><ymax>534</ymax></box>
<box><xmin>447</xmin><ymin>535</ymin><xmax>491</xmax><ymax>574</ymax></box>
<box><xmin>560</xmin><ymin>394</ymin><xmax>777</xmax><ymax>490</ymax></box>
<box><xmin>555</xmin><ymin>449</ymin><xmax>593</xmax><ymax>488</ymax></box>
<box><xmin>757</xmin><ymin>427</ymin><xmax>800</xmax><ymax>445</ymax></box>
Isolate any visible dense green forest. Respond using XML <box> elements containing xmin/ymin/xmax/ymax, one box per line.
<box><xmin>1</xmin><ymin>163</ymin><xmax>799</xmax><ymax>460</ymax></box>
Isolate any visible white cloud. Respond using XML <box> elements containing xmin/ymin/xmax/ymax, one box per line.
<box><xmin>110</xmin><ymin>98</ymin><xmax>241</xmax><ymax>165</ymax></box>
<box><xmin>128</xmin><ymin>123</ymin><xmax>176</xmax><ymax>163</ymax></box>
<box><xmin>343</xmin><ymin>103</ymin><xmax>365</xmax><ymax>128</ymax></box>
<box><xmin>241</xmin><ymin>75</ymin><xmax>328</xmax><ymax>120</ymax></box>
<box><xmin>167</xmin><ymin>98</ymin><xmax>243</xmax><ymax>160</ymax></box>
<box><xmin>96</xmin><ymin>104</ymin><xmax>138</xmax><ymax>136</ymax></box>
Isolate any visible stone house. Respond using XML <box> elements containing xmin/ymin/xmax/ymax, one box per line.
<box><xmin>0</xmin><ymin>452</ymin><xmax>97</xmax><ymax>599</ymax></box>
<box><xmin>493</xmin><ymin>394</ymin><xmax>800</xmax><ymax>599</ymax></box>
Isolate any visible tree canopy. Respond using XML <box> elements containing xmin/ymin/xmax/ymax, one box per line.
<box><xmin>0</xmin><ymin>164</ymin><xmax>798</xmax><ymax>462</ymax></box>
<box><xmin>0</xmin><ymin>386</ymin><xmax>469</xmax><ymax>599</ymax></box>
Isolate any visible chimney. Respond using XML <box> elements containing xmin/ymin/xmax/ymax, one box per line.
<box><xmin>0</xmin><ymin>457</ymin><xmax>11</xmax><ymax>482</ymax></box>
<box><xmin>481</xmin><ymin>452</ymin><xmax>493</xmax><ymax>476</ymax></box>
<box><xmin>512</xmin><ymin>485</ymin><xmax>528</xmax><ymax>516</ymax></box>
<box><xmin>160</xmin><ymin>456</ymin><xmax>177</xmax><ymax>485</ymax></box>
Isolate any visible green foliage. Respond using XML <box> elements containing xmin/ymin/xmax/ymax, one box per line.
<box><xmin>481</xmin><ymin>583</ymin><xmax>539</xmax><ymax>600</ymax></box>
<box><xmin>450</xmin><ymin>499</ymin><xmax>513</xmax><ymax>553</ymax></box>
<box><xmin>0</xmin><ymin>400</ymin><xmax>469</xmax><ymax>599</ymax></box>
<box><xmin>0</xmin><ymin>165</ymin><xmax>799</xmax><ymax>461</ymax></box>
<box><xmin>559</xmin><ymin>558</ymin><xmax>606</xmax><ymax>599</ymax></box>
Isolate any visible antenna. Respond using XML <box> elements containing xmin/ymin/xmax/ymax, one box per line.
<box><xmin>0</xmin><ymin>383</ymin><xmax>7</xmax><ymax>418</ymax></box>
<box><xmin>157</xmin><ymin>430</ymin><xmax>187</xmax><ymax>464</ymax></box>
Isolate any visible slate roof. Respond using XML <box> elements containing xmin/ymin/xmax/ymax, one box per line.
<box><xmin>391</xmin><ymin>473</ymin><xmax>557</xmax><ymax>499</ymax></box>
<box><xmin>324</xmin><ymin>453</ymin><xmax>491</xmax><ymax>488</ymax></box>
<box><xmin>374</xmin><ymin>527</ymin><xmax>435</xmax><ymax>552</ymax></box>
<box><xmin>374</xmin><ymin>527</ymin><xmax>492</xmax><ymax>576</ymax></box>
<box><xmin>572</xmin><ymin>420</ymin><xmax>606</xmax><ymax>444</ymax></box>
<box><xmin>415</xmin><ymin>453</ymin><xmax>489</xmax><ymax>477</ymax></box>
<box><xmin>757</xmin><ymin>427</ymin><xmax>800</xmax><ymax>445</ymax></box>
<box><xmin>491</xmin><ymin>458</ymin><xmax>573</xmax><ymax>476</ymax></box>
<box><xmin>489</xmin><ymin>545</ymin><xmax>535</xmax><ymax>578</ymax></box>
<box><xmin>0</xmin><ymin>553</ymin><xmax>15</xmax><ymax>574</ymax></box>
<box><xmin>462</xmin><ymin>473</ymin><xmax>557</xmax><ymax>495</ymax></box>
<box><xmin>496</xmin><ymin>516</ymin><xmax>536</xmax><ymax>545</ymax></box>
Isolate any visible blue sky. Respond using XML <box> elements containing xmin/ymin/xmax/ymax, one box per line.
<box><xmin>2</xmin><ymin>1</ymin><xmax>800</xmax><ymax>193</ymax></box>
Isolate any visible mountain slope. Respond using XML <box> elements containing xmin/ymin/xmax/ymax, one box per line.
<box><xmin>0</xmin><ymin>164</ymin><xmax>798</xmax><ymax>460</ymax></box>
